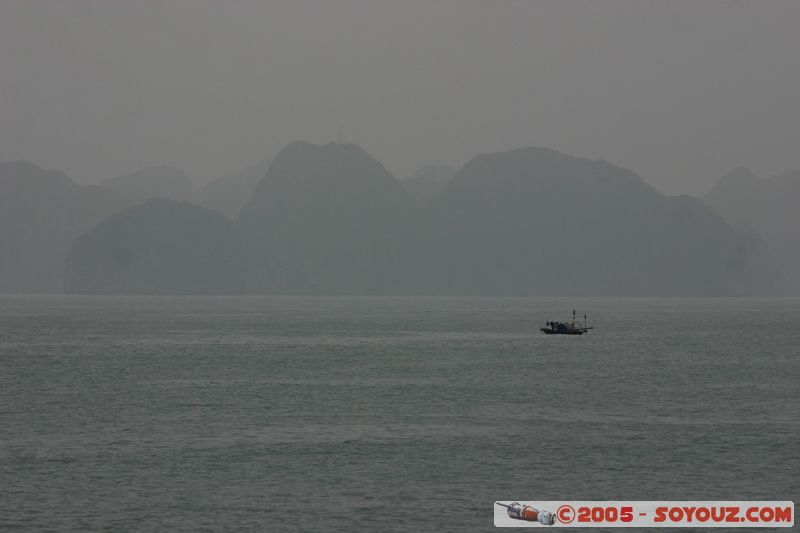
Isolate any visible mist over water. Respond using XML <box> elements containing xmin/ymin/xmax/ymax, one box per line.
<box><xmin>2</xmin><ymin>296</ymin><xmax>797</xmax><ymax>531</ymax></box>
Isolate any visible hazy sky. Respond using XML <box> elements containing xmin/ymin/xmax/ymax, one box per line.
<box><xmin>1</xmin><ymin>0</ymin><xmax>799</xmax><ymax>195</ymax></box>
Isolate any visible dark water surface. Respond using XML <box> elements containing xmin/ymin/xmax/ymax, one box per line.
<box><xmin>1</xmin><ymin>296</ymin><xmax>798</xmax><ymax>531</ymax></box>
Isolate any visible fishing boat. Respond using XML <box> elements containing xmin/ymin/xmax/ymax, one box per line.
<box><xmin>541</xmin><ymin>310</ymin><xmax>592</xmax><ymax>335</ymax></box>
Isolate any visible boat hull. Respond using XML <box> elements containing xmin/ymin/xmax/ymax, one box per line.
<box><xmin>540</xmin><ymin>328</ymin><xmax>585</xmax><ymax>335</ymax></box>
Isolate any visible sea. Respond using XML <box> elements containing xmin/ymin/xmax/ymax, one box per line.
<box><xmin>1</xmin><ymin>296</ymin><xmax>798</xmax><ymax>531</ymax></box>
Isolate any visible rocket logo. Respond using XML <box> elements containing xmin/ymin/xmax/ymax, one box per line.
<box><xmin>496</xmin><ymin>502</ymin><xmax>556</xmax><ymax>525</ymax></box>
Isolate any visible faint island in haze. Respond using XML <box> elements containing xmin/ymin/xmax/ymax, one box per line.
<box><xmin>98</xmin><ymin>165</ymin><xmax>193</xmax><ymax>204</ymax></box>
<box><xmin>400</xmin><ymin>164</ymin><xmax>456</xmax><ymax>200</ymax></box>
<box><xmin>193</xmin><ymin>156</ymin><xmax>273</xmax><ymax>219</ymax></box>
<box><xmin>704</xmin><ymin>167</ymin><xmax>800</xmax><ymax>294</ymax></box>
<box><xmin>65</xmin><ymin>198</ymin><xmax>244</xmax><ymax>295</ymax></box>
<box><xmin>0</xmin><ymin>161</ymin><xmax>129</xmax><ymax>293</ymax></box>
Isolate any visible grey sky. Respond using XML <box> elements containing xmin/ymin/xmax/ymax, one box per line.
<box><xmin>1</xmin><ymin>0</ymin><xmax>798</xmax><ymax>195</ymax></box>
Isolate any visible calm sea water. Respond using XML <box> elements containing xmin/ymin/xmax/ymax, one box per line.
<box><xmin>1</xmin><ymin>296</ymin><xmax>798</xmax><ymax>531</ymax></box>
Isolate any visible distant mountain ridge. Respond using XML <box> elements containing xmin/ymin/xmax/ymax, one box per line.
<box><xmin>2</xmin><ymin>145</ymin><xmax>789</xmax><ymax>295</ymax></box>
<box><xmin>411</xmin><ymin>147</ymin><xmax>783</xmax><ymax>295</ymax></box>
